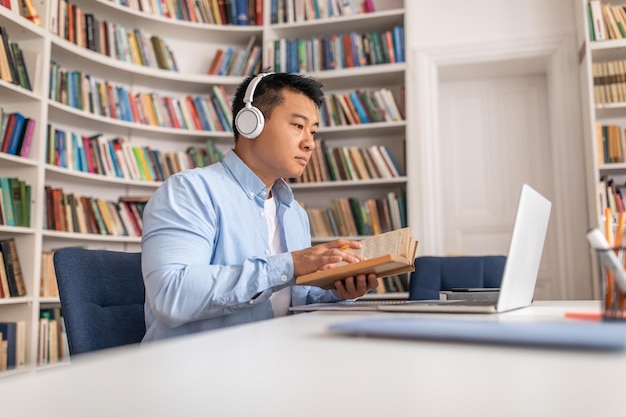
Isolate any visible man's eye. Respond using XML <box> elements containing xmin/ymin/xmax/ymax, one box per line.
<box><xmin>293</xmin><ymin>124</ymin><xmax>303</xmax><ymax>130</ymax></box>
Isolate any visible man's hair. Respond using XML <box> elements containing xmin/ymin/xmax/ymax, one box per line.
<box><xmin>231</xmin><ymin>72</ymin><xmax>324</xmax><ymax>140</ymax></box>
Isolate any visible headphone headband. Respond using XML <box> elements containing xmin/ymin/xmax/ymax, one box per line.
<box><xmin>243</xmin><ymin>72</ymin><xmax>274</xmax><ymax>105</ymax></box>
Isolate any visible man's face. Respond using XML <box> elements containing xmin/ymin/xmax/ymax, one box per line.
<box><xmin>247</xmin><ymin>89</ymin><xmax>319</xmax><ymax>186</ymax></box>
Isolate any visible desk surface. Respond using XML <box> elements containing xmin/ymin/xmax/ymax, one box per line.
<box><xmin>1</xmin><ymin>300</ymin><xmax>625</xmax><ymax>417</ymax></box>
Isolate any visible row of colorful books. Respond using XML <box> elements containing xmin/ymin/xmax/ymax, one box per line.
<box><xmin>46</xmin><ymin>128</ymin><xmax>224</xmax><ymax>182</ymax></box>
<box><xmin>40</xmin><ymin>250</ymin><xmax>59</xmax><ymax>298</ymax></box>
<box><xmin>596</xmin><ymin>123</ymin><xmax>626</xmax><ymax>165</ymax></box>
<box><xmin>44</xmin><ymin>189</ymin><xmax>149</xmax><ymax>238</ymax></box>
<box><xmin>38</xmin><ymin>308</ymin><xmax>69</xmax><ymax>366</ymax></box>
<box><xmin>271</xmin><ymin>0</ymin><xmax>376</xmax><ymax>24</ymax></box>
<box><xmin>599</xmin><ymin>177</ymin><xmax>626</xmax><ymax>222</ymax></box>
<box><xmin>319</xmin><ymin>88</ymin><xmax>403</xmax><ymax>126</ymax></box>
<box><xmin>592</xmin><ymin>60</ymin><xmax>626</xmax><ymax>105</ymax></box>
<box><xmin>0</xmin><ymin>320</ymin><xmax>26</xmax><ymax>372</ymax></box>
<box><xmin>49</xmin><ymin>63</ymin><xmax>233</xmax><ymax>131</ymax></box>
<box><xmin>49</xmin><ymin>2</ymin><xmax>178</xmax><ymax>71</ymax></box>
<box><xmin>106</xmin><ymin>0</ymin><xmax>263</xmax><ymax>26</ymax></box>
<box><xmin>207</xmin><ymin>36</ymin><xmax>262</xmax><ymax>77</ymax></box>
<box><xmin>0</xmin><ymin>26</ymin><xmax>32</xmax><ymax>90</ymax></box>
<box><xmin>268</xmin><ymin>26</ymin><xmax>405</xmax><ymax>73</ymax></box>
<box><xmin>304</xmin><ymin>192</ymin><xmax>406</xmax><ymax>238</ymax></box>
<box><xmin>0</xmin><ymin>177</ymin><xmax>31</xmax><ymax>228</ymax></box>
<box><xmin>588</xmin><ymin>0</ymin><xmax>626</xmax><ymax>42</ymax></box>
<box><xmin>0</xmin><ymin>238</ymin><xmax>26</xmax><ymax>300</ymax></box>
<box><xmin>0</xmin><ymin>110</ymin><xmax>36</xmax><ymax>158</ymax></box>
<box><xmin>0</xmin><ymin>0</ymin><xmax>40</xmax><ymax>25</ymax></box>
<box><xmin>292</xmin><ymin>140</ymin><xmax>403</xmax><ymax>184</ymax></box>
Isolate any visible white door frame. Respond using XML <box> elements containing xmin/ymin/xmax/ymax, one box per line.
<box><xmin>406</xmin><ymin>36</ymin><xmax>592</xmax><ymax>299</ymax></box>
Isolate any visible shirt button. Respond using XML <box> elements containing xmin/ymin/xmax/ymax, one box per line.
<box><xmin>262</xmin><ymin>190</ymin><xmax>267</xmax><ymax>196</ymax></box>
<box><xmin>265</xmin><ymin>249</ymin><xmax>271</xmax><ymax>255</ymax></box>
<box><xmin>248</xmin><ymin>300</ymin><xmax>254</xmax><ymax>304</ymax></box>
<box><xmin>260</xmin><ymin>211</ymin><xmax>264</xmax><ymax>217</ymax></box>
<box><xmin>249</xmin><ymin>192</ymin><xmax>254</xmax><ymax>197</ymax></box>
<box><xmin>280</xmin><ymin>275</ymin><xmax>288</xmax><ymax>282</ymax></box>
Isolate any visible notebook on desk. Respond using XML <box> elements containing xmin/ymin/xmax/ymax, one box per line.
<box><xmin>290</xmin><ymin>184</ymin><xmax>551</xmax><ymax>314</ymax></box>
<box><xmin>379</xmin><ymin>183</ymin><xmax>551</xmax><ymax>314</ymax></box>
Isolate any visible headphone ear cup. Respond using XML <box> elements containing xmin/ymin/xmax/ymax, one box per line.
<box><xmin>235</xmin><ymin>106</ymin><xmax>265</xmax><ymax>139</ymax></box>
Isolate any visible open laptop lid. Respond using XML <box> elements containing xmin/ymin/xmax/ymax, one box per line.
<box><xmin>495</xmin><ymin>184</ymin><xmax>551</xmax><ymax>312</ymax></box>
<box><xmin>377</xmin><ymin>184</ymin><xmax>551</xmax><ymax>314</ymax></box>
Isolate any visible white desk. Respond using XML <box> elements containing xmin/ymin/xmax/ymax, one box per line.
<box><xmin>1</xmin><ymin>301</ymin><xmax>625</xmax><ymax>417</ymax></box>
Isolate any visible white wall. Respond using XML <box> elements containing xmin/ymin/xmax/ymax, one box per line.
<box><xmin>407</xmin><ymin>0</ymin><xmax>577</xmax><ymax>46</ymax></box>
<box><xmin>404</xmin><ymin>0</ymin><xmax>593</xmax><ymax>299</ymax></box>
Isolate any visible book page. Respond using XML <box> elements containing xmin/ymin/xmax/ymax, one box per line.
<box><xmin>356</xmin><ymin>227</ymin><xmax>411</xmax><ymax>259</ymax></box>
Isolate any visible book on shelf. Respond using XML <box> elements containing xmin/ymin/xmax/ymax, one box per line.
<box><xmin>0</xmin><ymin>321</ymin><xmax>25</xmax><ymax>369</ymax></box>
<box><xmin>296</xmin><ymin>227</ymin><xmax>418</xmax><ymax>290</ymax></box>
<box><xmin>0</xmin><ymin>251</ymin><xmax>10</xmax><ymax>298</ymax></box>
<box><xmin>38</xmin><ymin>308</ymin><xmax>67</xmax><ymax>365</ymax></box>
<box><xmin>0</xmin><ymin>238</ymin><xmax>26</xmax><ymax>297</ymax></box>
<box><xmin>19</xmin><ymin>0</ymin><xmax>41</xmax><ymax>25</ymax></box>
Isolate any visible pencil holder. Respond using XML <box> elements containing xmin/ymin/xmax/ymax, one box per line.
<box><xmin>595</xmin><ymin>247</ymin><xmax>626</xmax><ymax>320</ymax></box>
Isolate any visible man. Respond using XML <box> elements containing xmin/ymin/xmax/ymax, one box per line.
<box><xmin>141</xmin><ymin>72</ymin><xmax>378</xmax><ymax>342</ymax></box>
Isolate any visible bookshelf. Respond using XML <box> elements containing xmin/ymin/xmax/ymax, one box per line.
<box><xmin>577</xmin><ymin>1</ymin><xmax>626</xmax><ymax>234</ymax></box>
<box><xmin>265</xmin><ymin>1</ymin><xmax>407</xmax><ymax>244</ymax></box>
<box><xmin>0</xmin><ymin>0</ymin><xmax>408</xmax><ymax>374</ymax></box>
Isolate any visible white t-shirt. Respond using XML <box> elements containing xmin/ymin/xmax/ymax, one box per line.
<box><xmin>266</xmin><ymin>196</ymin><xmax>291</xmax><ymax>317</ymax></box>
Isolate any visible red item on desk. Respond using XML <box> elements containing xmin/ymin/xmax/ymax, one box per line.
<box><xmin>565</xmin><ymin>311</ymin><xmax>626</xmax><ymax>321</ymax></box>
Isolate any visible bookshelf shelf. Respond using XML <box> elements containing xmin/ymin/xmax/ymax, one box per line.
<box><xmin>270</xmin><ymin>8</ymin><xmax>403</xmax><ymax>33</ymax></box>
<box><xmin>0</xmin><ymin>80</ymin><xmax>39</xmax><ymax>101</ymax></box>
<box><xmin>0</xmin><ymin>225</ymin><xmax>35</xmax><ymax>235</ymax></box>
<box><xmin>0</xmin><ymin>153</ymin><xmax>38</xmax><ymax>168</ymax></box>
<box><xmin>41</xmin><ymin>230</ymin><xmax>142</xmax><ymax>243</ymax></box>
<box><xmin>47</xmin><ymin>102</ymin><xmax>234</xmax><ymax>140</ymax></box>
<box><xmin>290</xmin><ymin>177</ymin><xmax>407</xmax><ymax>190</ymax></box>
<box><xmin>0</xmin><ymin>297</ymin><xmax>29</xmax><ymax>306</ymax></box>
<box><xmin>45</xmin><ymin>166</ymin><xmax>161</xmax><ymax>188</ymax></box>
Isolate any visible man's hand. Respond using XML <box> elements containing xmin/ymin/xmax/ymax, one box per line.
<box><xmin>291</xmin><ymin>239</ymin><xmax>365</xmax><ymax>278</ymax></box>
<box><xmin>332</xmin><ymin>273</ymin><xmax>379</xmax><ymax>299</ymax></box>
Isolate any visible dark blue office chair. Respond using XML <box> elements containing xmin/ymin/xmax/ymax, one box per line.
<box><xmin>408</xmin><ymin>256</ymin><xmax>506</xmax><ymax>300</ymax></box>
<box><xmin>53</xmin><ymin>248</ymin><xmax>145</xmax><ymax>356</ymax></box>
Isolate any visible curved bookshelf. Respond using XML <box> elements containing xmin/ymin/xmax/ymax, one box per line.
<box><xmin>50</xmin><ymin>36</ymin><xmax>249</xmax><ymax>87</ymax></box>
<box><xmin>96</xmin><ymin>0</ymin><xmax>263</xmax><ymax>35</ymax></box>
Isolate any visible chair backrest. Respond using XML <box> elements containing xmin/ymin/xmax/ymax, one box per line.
<box><xmin>408</xmin><ymin>256</ymin><xmax>506</xmax><ymax>300</ymax></box>
<box><xmin>53</xmin><ymin>247</ymin><xmax>145</xmax><ymax>356</ymax></box>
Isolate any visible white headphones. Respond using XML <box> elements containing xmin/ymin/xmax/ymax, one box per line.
<box><xmin>235</xmin><ymin>72</ymin><xmax>274</xmax><ymax>139</ymax></box>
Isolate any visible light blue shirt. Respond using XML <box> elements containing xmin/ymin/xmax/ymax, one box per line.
<box><xmin>141</xmin><ymin>149</ymin><xmax>340</xmax><ymax>342</ymax></box>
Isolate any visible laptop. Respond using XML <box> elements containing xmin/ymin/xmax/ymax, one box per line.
<box><xmin>378</xmin><ymin>183</ymin><xmax>551</xmax><ymax>314</ymax></box>
<box><xmin>289</xmin><ymin>184</ymin><xmax>551</xmax><ymax>314</ymax></box>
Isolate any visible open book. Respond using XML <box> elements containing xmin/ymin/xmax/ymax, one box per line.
<box><xmin>296</xmin><ymin>228</ymin><xmax>418</xmax><ymax>290</ymax></box>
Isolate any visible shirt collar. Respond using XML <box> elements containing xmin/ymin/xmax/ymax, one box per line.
<box><xmin>222</xmin><ymin>149</ymin><xmax>294</xmax><ymax>206</ymax></box>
